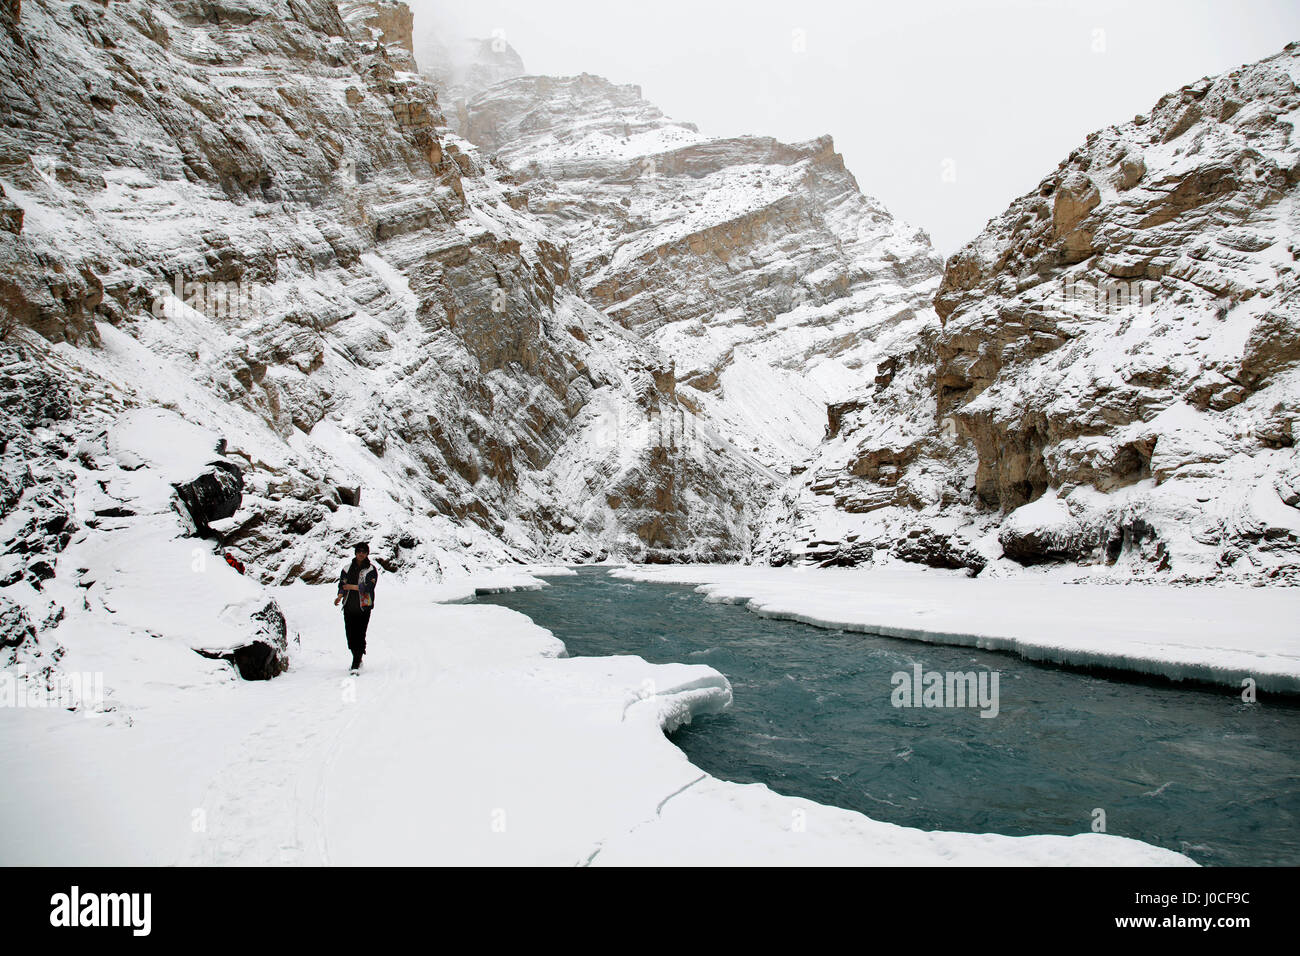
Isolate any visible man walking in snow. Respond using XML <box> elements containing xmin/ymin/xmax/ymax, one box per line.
<box><xmin>335</xmin><ymin>542</ymin><xmax>378</xmax><ymax>674</ymax></box>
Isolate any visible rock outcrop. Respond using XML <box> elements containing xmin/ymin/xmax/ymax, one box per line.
<box><xmin>340</xmin><ymin>0</ymin><xmax>412</xmax><ymax>53</ymax></box>
<box><xmin>173</xmin><ymin>461</ymin><xmax>244</xmax><ymax>536</ymax></box>
<box><xmin>0</xmin><ymin>342</ymin><xmax>75</xmax><ymax>589</ymax></box>
<box><xmin>764</xmin><ymin>43</ymin><xmax>1300</xmax><ymax>582</ymax></box>
<box><xmin>0</xmin><ymin>593</ymin><xmax>34</xmax><ymax>650</ymax></box>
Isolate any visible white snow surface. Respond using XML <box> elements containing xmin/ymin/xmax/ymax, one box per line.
<box><xmin>0</xmin><ymin>564</ymin><xmax>1192</xmax><ymax>865</ymax></box>
<box><xmin>611</xmin><ymin>565</ymin><xmax>1300</xmax><ymax>694</ymax></box>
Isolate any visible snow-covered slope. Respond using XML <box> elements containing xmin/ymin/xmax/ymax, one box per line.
<box><xmin>460</xmin><ymin>73</ymin><xmax>944</xmax><ymax>472</ymax></box>
<box><xmin>763</xmin><ymin>43</ymin><xmax>1300</xmax><ymax>583</ymax></box>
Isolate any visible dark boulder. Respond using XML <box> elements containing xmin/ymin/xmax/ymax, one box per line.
<box><xmin>643</xmin><ymin>548</ymin><xmax>686</xmax><ymax>564</ymax></box>
<box><xmin>194</xmin><ymin>597</ymin><xmax>290</xmax><ymax>680</ymax></box>
<box><xmin>816</xmin><ymin>540</ymin><xmax>875</xmax><ymax>568</ymax></box>
<box><xmin>197</xmin><ymin>640</ymin><xmax>288</xmax><ymax>680</ymax></box>
<box><xmin>173</xmin><ymin>460</ymin><xmax>243</xmax><ymax>535</ymax></box>
<box><xmin>229</xmin><ymin>640</ymin><xmax>288</xmax><ymax>680</ymax></box>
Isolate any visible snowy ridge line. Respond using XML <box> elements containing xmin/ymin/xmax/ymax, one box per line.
<box><xmin>608</xmin><ymin>566</ymin><xmax>1300</xmax><ymax>695</ymax></box>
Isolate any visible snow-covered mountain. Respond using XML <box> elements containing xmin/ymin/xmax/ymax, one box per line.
<box><xmin>4</xmin><ymin>0</ymin><xmax>1300</xmax><ymax>702</ymax></box>
<box><xmin>762</xmin><ymin>43</ymin><xmax>1300</xmax><ymax>583</ymax></box>
<box><xmin>0</xmin><ymin>0</ymin><xmax>778</xmax><ymax>591</ymax></box>
<box><xmin>458</xmin><ymin>72</ymin><xmax>943</xmax><ymax>471</ymax></box>
<box><xmin>0</xmin><ymin>0</ymin><xmax>955</xmax><ymax>676</ymax></box>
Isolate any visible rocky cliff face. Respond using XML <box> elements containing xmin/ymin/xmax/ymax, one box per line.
<box><xmin>460</xmin><ymin>73</ymin><xmax>944</xmax><ymax>472</ymax></box>
<box><xmin>764</xmin><ymin>44</ymin><xmax>1300</xmax><ymax>582</ymax></box>
<box><xmin>7</xmin><ymin>0</ymin><xmax>1296</xmax><ymax>624</ymax></box>
<box><xmin>340</xmin><ymin>0</ymin><xmax>411</xmax><ymax>53</ymax></box>
<box><xmin>0</xmin><ymin>0</ymin><xmax>771</xmax><ymax>635</ymax></box>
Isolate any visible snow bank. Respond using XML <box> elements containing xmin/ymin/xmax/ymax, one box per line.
<box><xmin>516</xmin><ymin>564</ymin><xmax>580</xmax><ymax>578</ymax></box>
<box><xmin>1002</xmin><ymin>488</ymin><xmax>1075</xmax><ymax>539</ymax></box>
<box><xmin>592</xmin><ymin>777</ymin><xmax>1192</xmax><ymax>866</ymax></box>
<box><xmin>3</xmin><ymin>409</ymin><xmax>295</xmax><ymax>707</ymax></box>
<box><xmin>610</xmin><ymin>565</ymin><xmax>1300</xmax><ymax>694</ymax></box>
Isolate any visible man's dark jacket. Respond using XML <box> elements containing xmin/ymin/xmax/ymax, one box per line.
<box><xmin>338</xmin><ymin>560</ymin><xmax>378</xmax><ymax>610</ymax></box>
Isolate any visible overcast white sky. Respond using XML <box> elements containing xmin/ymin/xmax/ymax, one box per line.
<box><xmin>408</xmin><ymin>0</ymin><xmax>1300</xmax><ymax>254</ymax></box>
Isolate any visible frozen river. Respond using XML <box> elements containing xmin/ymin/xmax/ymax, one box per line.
<box><xmin>480</xmin><ymin>568</ymin><xmax>1300</xmax><ymax>866</ymax></box>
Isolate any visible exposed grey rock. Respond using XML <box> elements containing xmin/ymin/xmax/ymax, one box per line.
<box><xmin>0</xmin><ymin>343</ymin><xmax>75</xmax><ymax>588</ymax></box>
<box><xmin>0</xmin><ymin>594</ymin><xmax>35</xmax><ymax>649</ymax></box>
<box><xmin>764</xmin><ymin>42</ymin><xmax>1300</xmax><ymax>583</ymax></box>
<box><xmin>894</xmin><ymin>530</ymin><xmax>986</xmax><ymax>576</ymax></box>
<box><xmin>173</xmin><ymin>461</ymin><xmax>244</xmax><ymax>537</ymax></box>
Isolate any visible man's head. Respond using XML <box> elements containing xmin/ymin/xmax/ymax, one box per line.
<box><xmin>353</xmin><ymin>542</ymin><xmax>369</xmax><ymax>561</ymax></box>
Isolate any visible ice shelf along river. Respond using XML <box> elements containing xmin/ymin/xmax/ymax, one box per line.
<box><xmin>477</xmin><ymin>568</ymin><xmax>1300</xmax><ymax>866</ymax></box>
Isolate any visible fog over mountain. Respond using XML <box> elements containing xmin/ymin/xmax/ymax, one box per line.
<box><xmin>407</xmin><ymin>0</ymin><xmax>1300</xmax><ymax>253</ymax></box>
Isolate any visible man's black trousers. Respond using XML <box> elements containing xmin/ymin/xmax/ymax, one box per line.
<box><xmin>343</xmin><ymin>606</ymin><xmax>370</xmax><ymax>668</ymax></box>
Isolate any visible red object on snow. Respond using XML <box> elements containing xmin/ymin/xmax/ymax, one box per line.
<box><xmin>224</xmin><ymin>552</ymin><xmax>245</xmax><ymax>574</ymax></box>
